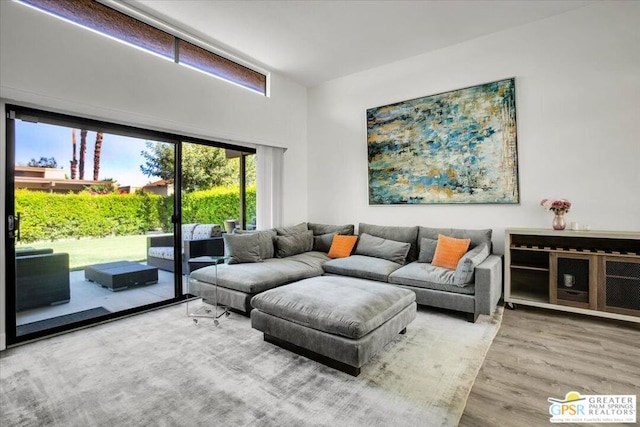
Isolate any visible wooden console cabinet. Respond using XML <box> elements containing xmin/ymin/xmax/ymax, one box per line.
<box><xmin>505</xmin><ymin>228</ymin><xmax>640</xmax><ymax>323</ymax></box>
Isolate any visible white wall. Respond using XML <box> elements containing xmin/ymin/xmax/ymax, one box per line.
<box><xmin>307</xmin><ymin>2</ymin><xmax>640</xmax><ymax>252</ymax></box>
<box><xmin>0</xmin><ymin>1</ymin><xmax>309</xmax><ymax>349</ymax></box>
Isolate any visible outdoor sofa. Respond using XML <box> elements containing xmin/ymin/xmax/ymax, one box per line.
<box><xmin>16</xmin><ymin>248</ymin><xmax>71</xmax><ymax>311</ymax></box>
<box><xmin>188</xmin><ymin>222</ymin><xmax>502</xmax><ymax>322</ymax></box>
<box><xmin>146</xmin><ymin>223</ymin><xmax>223</xmax><ymax>272</ymax></box>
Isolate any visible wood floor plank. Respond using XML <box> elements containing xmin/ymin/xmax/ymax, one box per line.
<box><xmin>460</xmin><ymin>306</ymin><xmax>640</xmax><ymax>426</ymax></box>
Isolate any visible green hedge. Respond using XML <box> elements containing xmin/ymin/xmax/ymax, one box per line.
<box><xmin>15</xmin><ymin>186</ymin><xmax>256</xmax><ymax>243</ymax></box>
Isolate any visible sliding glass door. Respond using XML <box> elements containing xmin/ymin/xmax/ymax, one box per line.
<box><xmin>6</xmin><ymin>107</ymin><xmax>181</xmax><ymax>344</ymax></box>
<box><xmin>4</xmin><ymin>106</ymin><xmax>256</xmax><ymax>345</ymax></box>
<box><xmin>5</xmin><ymin>106</ymin><xmax>256</xmax><ymax>345</ymax></box>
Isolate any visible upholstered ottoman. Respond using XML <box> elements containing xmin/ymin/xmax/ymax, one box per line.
<box><xmin>251</xmin><ymin>276</ymin><xmax>417</xmax><ymax>376</ymax></box>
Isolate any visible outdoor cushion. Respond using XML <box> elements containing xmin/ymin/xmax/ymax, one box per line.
<box><xmin>251</xmin><ymin>276</ymin><xmax>416</xmax><ymax>339</ymax></box>
<box><xmin>418</xmin><ymin>227</ymin><xmax>492</xmax><ymax>250</ymax></box>
<box><xmin>235</xmin><ymin>229</ymin><xmax>277</xmax><ymax>259</ymax></box>
<box><xmin>190</xmin><ymin>251</ymin><xmax>330</xmax><ymax>294</ymax></box>
<box><xmin>323</xmin><ymin>255</ymin><xmax>402</xmax><ymax>282</ymax></box>
<box><xmin>182</xmin><ymin>223</ymin><xmax>198</xmax><ymax>241</ymax></box>
<box><xmin>388</xmin><ymin>262</ymin><xmax>476</xmax><ymax>295</ymax></box>
<box><xmin>223</xmin><ymin>233</ymin><xmax>262</xmax><ymax>264</ymax></box>
<box><xmin>453</xmin><ymin>242</ymin><xmax>490</xmax><ymax>286</ymax></box>
<box><xmin>191</xmin><ymin>224</ymin><xmax>221</xmax><ymax>240</ymax></box>
<box><xmin>358</xmin><ymin>223</ymin><xmax>419</xmax><ymax>262</ymax></box>
<box><xmin>355</xmin><ymin>233</ymin><xmax>411</xmax><ymax>265</ymax></box>
<box><xmin>147</xmin><ymin>246</ymin><xmax>175</xmax><ymax>261</ymax></box>
<box><xmin>275</xmin><ymin>230</ymin><xmax>314</xmax><ymax>258</ymax></box>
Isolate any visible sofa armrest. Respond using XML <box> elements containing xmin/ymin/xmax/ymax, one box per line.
<box><xmin>147</xmin><ymin>234</ymin><xmax>173</xmax><ymax>250</ymax></box>
<box><xmin>474</xmin><ymin>254</ymin><xmax>503</xmax><ymax>315</ymax></box>
<box><xmin>184</xmin><ymin>237</ymin><xmax>224</xmax><ymax>260</ymax></box>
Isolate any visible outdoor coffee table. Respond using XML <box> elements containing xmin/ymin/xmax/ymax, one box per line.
<box><xmin>85</xmin><ymin>261</ymin><xmax>158</xmax><ymax>291</ymax></box>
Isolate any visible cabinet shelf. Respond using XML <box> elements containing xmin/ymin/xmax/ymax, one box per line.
<box><xmin>511</xmin><ymin>265</ymin><xmax>549</xmax><ymax>272</ymax></box>
<box><xmin>506</xmin><ymin>228</ymin><xmax>640</xmax><ymax>323</ymax></box>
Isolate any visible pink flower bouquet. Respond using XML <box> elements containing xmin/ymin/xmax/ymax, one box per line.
<box><xmin>541</xmin><ymin>198</ymin><xmax>571</xmax><ymax>214</ymax></box>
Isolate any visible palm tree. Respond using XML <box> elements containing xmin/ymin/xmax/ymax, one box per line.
<box><xmin>93</xmin><ymin>132</ymin><xmax>103</xmax><ymax>181</ymax></box>
<box><xmin>79</xmin><ymin>129</ymin><xmax>87</xmax><ymax>180</ymax></box>
<box><xmin>70</xmin><ymin>129</ymin><xmax>78</xmax><ymax>179</ymax></box>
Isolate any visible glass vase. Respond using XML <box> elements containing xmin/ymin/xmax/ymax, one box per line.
<box><xmin>552</xmin><ymin>212</ymin><xmax>566</xmax><ymax>230</ymax></box>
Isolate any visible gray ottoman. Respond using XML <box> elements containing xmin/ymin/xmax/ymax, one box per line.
<box><xmin>251</xmin><ymin>276</ymin><xmax>417</xmax><ymax>376</ymax></box>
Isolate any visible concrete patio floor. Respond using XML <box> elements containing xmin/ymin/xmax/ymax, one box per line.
<box><xmin>16</xmin><ymin>266</ymin><xmax>186</xmax><ymax>327</ymax></box>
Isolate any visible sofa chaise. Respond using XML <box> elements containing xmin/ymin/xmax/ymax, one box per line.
<box><xmin>188</xmin><ymin>222</ymin><xmax>502</xmax><ymax>322</ymax></box>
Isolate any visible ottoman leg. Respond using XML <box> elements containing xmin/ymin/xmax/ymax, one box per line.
<box><xmin>264</xmin><ymin>334</ymin><xmax>361</xmax><ymax>377</ymax></box>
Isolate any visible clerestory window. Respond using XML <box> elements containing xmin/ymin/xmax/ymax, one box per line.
<box><xmin>17</xmin><ymin>0</ymin><xmax>268</xmax><ymax>95</ymax></box>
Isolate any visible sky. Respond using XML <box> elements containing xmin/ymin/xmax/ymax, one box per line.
<box><xmin>15</xmin><ymin>120</ymin><xmax>162</xmax><ymax>187</ymax></box>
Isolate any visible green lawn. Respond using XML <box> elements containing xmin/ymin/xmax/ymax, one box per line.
<box><xmin>16</xmin><ymin>235</ymin><xmax>151</xmax><ymax>271</ymax></box>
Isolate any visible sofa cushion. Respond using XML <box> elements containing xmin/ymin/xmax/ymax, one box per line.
<box><xmin>313</xmin><ymin>232</ymin><xmax>337</xmax><ymax>252</ymax></box>
<box><xmin>190</xmin><ymin>251</ymin><xmax>329</xmax><ymax>294</ymax></box>
<box><xmin>453</xmin><ymin>242</ymin><xmax>491</xmax><ymax>286</ymax></box>
<box><xmin>388</xmin><ymin>262</ymin><xmax>476</xmax><ymax>295</ymax></box>
<box><xmin>275</xmin><ymin>222</ymin><xmax>308</xmax><ymax>236</ymax></box>
<box><xmin>182</xmin><ymin>223</ymin><xmax>198</xmax><ymax>240</ymax></box>
<box><xmin>148</xmin><ymin>246</ymin><xmax>174</xmax><ymax>261</ymax></box>
<box><xmin>251</xmin><ymin>276</ymin><xmax>415</xmax><ymax>339</ymax></box>
<box><xmin>328</xmin><ymin>235</ymin><xmax>358</xmax><ymax>258</ymax></box>
<box><xmin>223</xmin><ymin>233</ymin><xmax>263</xmax><ymax>264</ymax></box>
<box><xmin>275</xmin><ymin>230</ymin><xmax>314</xmax><ymax>258</ymax></box>
<box><xmin>418</xmin><ymin>237</ymin><xmax>438</xmax><ymax>263</ymax></box>
<box><xmin>234</xmin><ymin>229</ymin><xmax>276</xmax><ymax>259</ymax></box>
<box><xmin>307</xmin><ymin>222</ymin><xmax>355</xmax><ymax>236</ymax></box>
<box><xmin>432</xmin><ymin>234</ymin><xmax>471</xmax><ymax>269</ymax></box>
<box><xmin>323</xmin><ymin>255</ymin><xmax>402</xmax><ymax>282</ymax></box>
<box><xmin>358</xmin><ymin>223</ymin><xmax>419</xmax><ymax>262</ymax></box>
<box><xmin>418</xmin><ymin>227</ymin><xmax>492</xmax><ymax>250</ymax></box>
<box><xmin>355</xmin><ymin>233</ymin><xmax>411</xmax><ymax>265</ymax></box>
<box><xmin>191</xmin><ymin>224</ymin><xmax>222</xmax><ymax>240</ymax></box>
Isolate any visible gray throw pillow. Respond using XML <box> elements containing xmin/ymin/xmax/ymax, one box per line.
<box><xmin>418</xmin><ymin>237</ymin><xmax>438</xmax><ymax>263</ymax></box>
<box><xmin>453</xmin><ymin>243</ymin><xmax>490</xmax><ymax>286</ymax></box>
<box><xmin>234</xmin><ymin>229</ymin><xmax>276</xmax><ymax>259</ymax></box>
<box><xmin>355</xmin><ymin>233</ymin><xmax>411</xmax><ymax>265</ymax></box>
<box><xmin>275</xmin><ymin>230</ymin><xmax>314</xmax><ymax>258</ymax></box>
<box><xmin>223</xmin><ymin>233</ymin><xmax>262</xmax><ymax>264</ymax></box>
<box><xmin>307</xmin><ymin>223</ymin><xmax>355</xmax><ymax>236</ymax></box>
<box><xmin>313</xmin><ymin>232</ymin><xmax>337</xmax><ymax>252</ymax></box>
<box><xmin>274</xmin><ymin>222</ymin><xmax>308</xmax><ymax>236</ymax></box>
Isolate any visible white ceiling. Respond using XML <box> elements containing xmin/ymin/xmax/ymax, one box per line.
<box><xmin>124</xmin><ymin>0</ymin><xmax>595</xmax><ymax>88</ymax></box>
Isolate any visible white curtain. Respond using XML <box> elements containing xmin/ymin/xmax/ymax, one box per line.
<box><xmin>256</xmin><ymin>145</ymin><xmax>285</xmax><ymax>230</ymax></box>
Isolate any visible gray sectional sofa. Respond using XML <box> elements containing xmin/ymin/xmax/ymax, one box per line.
<box><xmin>188</xmin><ymin>222</ymin><xmax>502</xmax><ymax>322</ymax></box>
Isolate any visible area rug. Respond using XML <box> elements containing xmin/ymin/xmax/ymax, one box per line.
<box><xmin>16</xmin><ymin>307</ymin><xmax>111</xmax><ymax>336</ymax></box>
<box><xmin>0</xmin><ymin>303</ymin><xmax>503</xmax><ymax>427</ymax></box>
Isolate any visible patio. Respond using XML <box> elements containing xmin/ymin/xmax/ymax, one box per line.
<box><xmin>17</xmin><ymin>266</ymin><xmax>186</xmax><ymax>328</ymax></box>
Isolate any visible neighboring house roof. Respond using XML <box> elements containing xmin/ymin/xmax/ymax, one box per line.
<box><xmin>14</xmin><ymin>166</ymin><xmax>113</xmax><ymax>193</ymax></box>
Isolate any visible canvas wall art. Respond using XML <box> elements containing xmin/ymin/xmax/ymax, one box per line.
<box><xmin>366</xmin><ymin>78</ymin><xmax>519</xmax><ymax>204</ymax></box>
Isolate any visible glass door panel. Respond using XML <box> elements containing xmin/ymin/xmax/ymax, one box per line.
<box><xmin>12</xmin><ymin>119</ymin><xmax>178</xmax><ymax>339</ymax></box>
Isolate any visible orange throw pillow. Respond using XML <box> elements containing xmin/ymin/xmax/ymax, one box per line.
<box><xmin>328</xmin><ymin>235</ymin><xmax>358</xmax><ymax>259</ymax></box>
<box><xmin>431</xmin><ymin>234</ymin><xmax>471</xmax><ymax>269</ymax></box>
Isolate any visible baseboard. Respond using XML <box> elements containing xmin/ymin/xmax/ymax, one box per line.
<box><xmin>0</xmin><ymin>332</ymin><xmax>6</xmax><ymax>351</ymax></box>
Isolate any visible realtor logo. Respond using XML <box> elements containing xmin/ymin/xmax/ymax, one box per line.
<box><xmin>549</xmin><ymin>391</ymin><xmax>636</xmax><ymax>423</ymax></box>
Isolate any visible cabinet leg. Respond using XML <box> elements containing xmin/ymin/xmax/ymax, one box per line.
<box><xmin>506</xmin><ymin>302</ymin><xmax>517</xmax><ymax>310</ymax></box>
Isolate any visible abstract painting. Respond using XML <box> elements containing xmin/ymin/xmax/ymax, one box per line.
<box><xmin>367</xmin><ymin>78</ymin><xmax>519</xmax><ymax>204</ymax></box>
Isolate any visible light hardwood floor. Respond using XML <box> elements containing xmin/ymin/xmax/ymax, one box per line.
<box><xmin>460</xmin><ymin>306</ymin><xmax>640</xmax><ymax>426</ymax></box>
